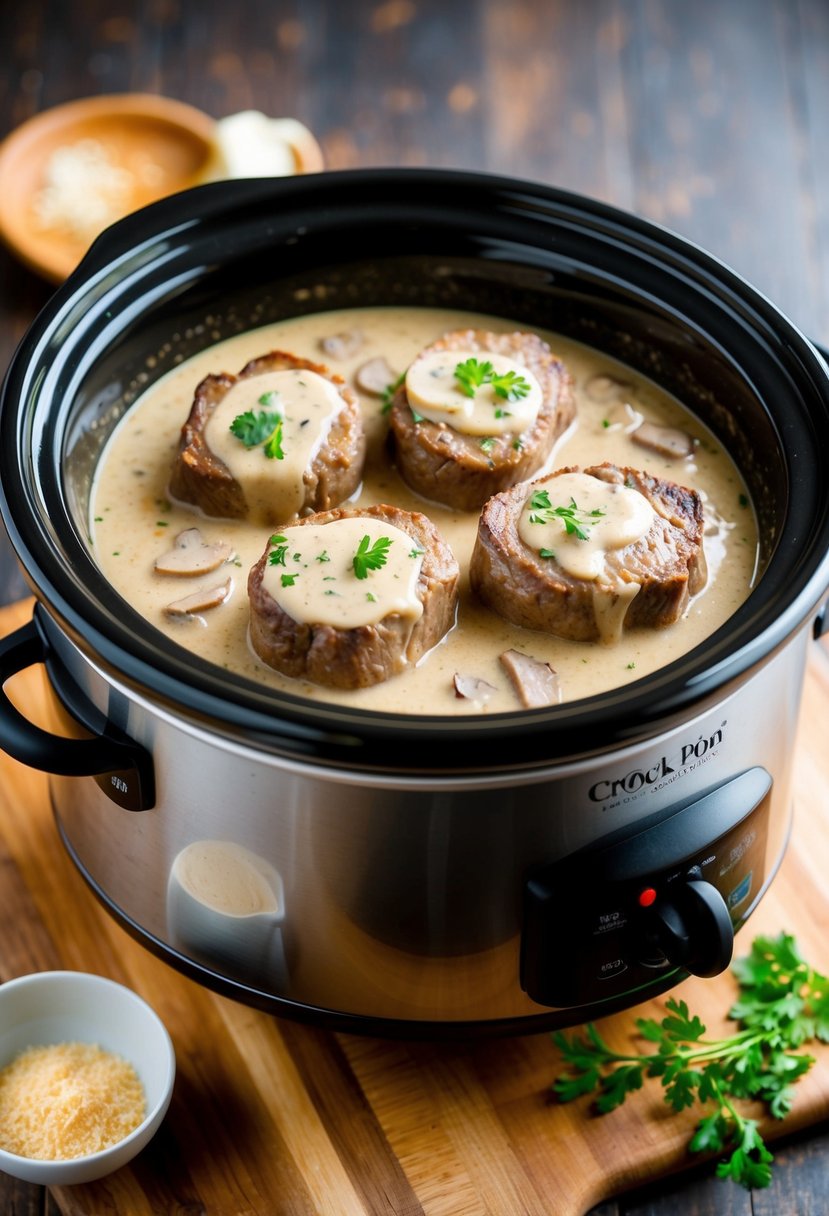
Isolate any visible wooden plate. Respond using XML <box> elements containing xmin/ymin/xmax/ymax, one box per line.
<box><xmin>0</xmin><ymin>94</ymin><xmax>218</xmax><ymax>282</ymax></box>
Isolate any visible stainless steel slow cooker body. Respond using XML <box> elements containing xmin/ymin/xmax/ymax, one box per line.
<box><xmin>1</xmin><ymin>170</ymin><xmax>829</xmax><ymax>1036</ymax></box>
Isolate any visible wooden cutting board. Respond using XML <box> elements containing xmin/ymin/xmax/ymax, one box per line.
<box><xmin>0</xmin><ymin>597</ymin><xmax>828</xmax><ymax>1216</ymax></box>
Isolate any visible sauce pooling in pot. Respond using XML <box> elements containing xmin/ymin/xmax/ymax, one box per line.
<box><xmin>89</xmin><ymin>307</ymin><xmax>759</xmax><ymax>714</ymax></box>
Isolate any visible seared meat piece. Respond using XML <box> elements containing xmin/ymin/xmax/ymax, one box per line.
<box><xmin>169</xmin><ymin>351</ymin><xmax>365</xmax><ymax>523</ymax></box>
<box><xmin>470</xmin><ymin>463</ymin><xmax>706</xmax><ymax>644</ymax></box>
<box><xmin>248</xmin><ymin>504</ymin><xmax>459</xmax><ymax>690</ymax></box>
<box><xmin>388</xmin><ymin>329</ymin><xmax>575</xmax><ymax>511</ymax></box>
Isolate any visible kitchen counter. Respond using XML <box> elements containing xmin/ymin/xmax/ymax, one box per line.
<box><xmin>1</xmin><ymin>3</ymin><xmax>828</xmax><ymax>1213</ymax></box>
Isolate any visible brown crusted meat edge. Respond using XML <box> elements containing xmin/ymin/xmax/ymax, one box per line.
<box><xmin>248</xmin><ymin>504</ymin><xmax>460</xmax><ymax>689</ymax></box>
<box><xmin>168</xmin><ymin>351</ymin><xmax>365</xmax><ymax>521</ymax></box>
<box><xmin>469</xmin><ymin>463</ymin><xmax>706</xmax><ymax>643</ymax></box>
<box><xmin>388</xmin><ymin>330</ymin><xmax>576</xmax><ymax>512</ymax></box>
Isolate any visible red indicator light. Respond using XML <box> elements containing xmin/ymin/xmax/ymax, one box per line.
<box><xmin>638</xmin><ymin>887</ymin><xmax>657</xmax><ymax>908</ymax></box>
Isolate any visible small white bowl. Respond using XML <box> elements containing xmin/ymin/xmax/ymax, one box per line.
<box><xmin>0</xmin><ymin>970</ymin><xmax>175</xmax><ymax>1185</ymax></box>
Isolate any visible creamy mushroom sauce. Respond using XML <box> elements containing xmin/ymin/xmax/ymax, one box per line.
<box><xmin>405</xmin><ymin>349</ymin><xmax>543</xmax><ymax>434</ymax></box>
<box><xmin>264</xmin><ymin>518</ymin><xmax>425</xmax><ymax>630</ymax></box>
<box><xmin>90</xmin><ymin>306</ymin><xmax>759</xmax><ymax>715</ymax></box>
<box><xmin>517</xmin><ymin>472</ymin><xmax>656</xmax><ymax>582</ymax></box>
<box><xmin>205</xmin><ymin>368</ymin><xmax>346</xmax><ymax>524</ymax></box>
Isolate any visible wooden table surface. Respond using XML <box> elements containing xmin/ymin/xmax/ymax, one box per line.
<box><xmin>1</xmin><ymin>2</ymin><xmax>828</xmax><ymax>1213</ymax></box>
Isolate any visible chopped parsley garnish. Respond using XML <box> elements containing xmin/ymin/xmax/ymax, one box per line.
<box><xmin>494</xmin><ymin>407</ymin><xmax>512</xmax><ymax>419</ymax></box>
<box><xmin>263</xmin><ymin>418</ymin><xmax>285</xmax><ymax>460</ymax></box>
<box><xmin>479</xmin><ymin>437</ymin><xmax>496</xmax><ymax>453</ymax></box>
<box><xmin>280</xmin><ymin>572</ymin><xmax>298</xmax><ymax>588</ymax></box>
<box><xmin>230</xmin><ymin>409</ymin><xmax>279</xmax><ymax>446</ymax></box>
<box><xmin>528</xmin><ymin>490</ymin><xmax>605</xmax><ymax>540</ymax></box>
<box><xmin>409</xmin><ymin>547</ymin><xmax>425</xmax><ymax>559</ymax></box>
<box><xmin>315</xmin><ymin>550</ymin><xmax>331</xmax><ymax>563</ymax></box>
<box><xmin>454</xmin><ymin>357</ymin><xmax>531</xmax><ymax>401</ymax></box>
<box><xmin>230</xmin><ymin>404</ymin><xmax>285</xmax><ymax>460</ymax></box>
<box><xmin>268</xmin><ymin>535</ymin><xmax>289</xmax><ymax>566</ymax></box>
<box><xmin>626</xmin><ymin>661</ymin><xmax>636</xmax><ymax>669</ymax></box>
<box><xmin>738</xmin><ymin>493</ymin><xmax>749</xmax><ymax>508</ymax></box>
<box><xmin>410</xmin><ymin>408</ymin><xmax>425</xmax><ymax>423</ymax></box>
<box><xmin>381</xmin><ymin>372</ymin><xmax>406</xmax><ymax>414</ymax></box>
<box><xmin>366</xmin><ymin>592</ymin><xmax>377</xmax><ymax>602</ymax></box>
<box><xmin>602</xmin><ymin>418</ymin><xmax>611</xmax><ymax>429</ymax></box>
<box><xmin>539</xmin><ymin>548</ymin><xmax>556</xmax><ymax>559</ymax></box>
<box><xmin>512</xmin><ymin>438</ymin><xmax>524</xmax><ymax>451</ymax></box>
<box><xmin>352</xmin><ymin>534</ymin><xmax>392</xmax><ymax>579</ymax></box>
<box><xmin>454</xmin><ymin>356</ymin><xmax>493</xmax><ymax>396</ymax></box>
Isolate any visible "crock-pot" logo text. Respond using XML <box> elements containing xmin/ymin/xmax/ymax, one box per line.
<box><xmin>588</xmin><ymin>724</ymin><xmax>726</xmax><ymax>803</ymax></box>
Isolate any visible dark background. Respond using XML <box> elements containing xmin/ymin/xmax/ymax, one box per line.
<box><xmin>1</xmin><ymin>2</ymin><xmax>828</xmax><ymax>1212</ymax></box>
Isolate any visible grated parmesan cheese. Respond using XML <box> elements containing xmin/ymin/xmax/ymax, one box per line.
<box><xmin>0</xmin><ymin>1041</ymin><xmax>145</xmax><ymax>1160</ymax></box>
<box><xmin>32</xmin><ymin>139</ymin><xmax>162</xmax><ymax>242</ymax></box>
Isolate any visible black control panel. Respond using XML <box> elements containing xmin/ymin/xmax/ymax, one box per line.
<box><xmin>521</xmin><ymin>767</ymin><xmax>771</xmax><ymax>1009</ymax></box>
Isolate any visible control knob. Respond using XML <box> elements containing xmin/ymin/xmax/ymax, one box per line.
<box><xmin>637</xmin><ymin>874</ymin><xmax>733</xmax><ymax>978</ymax></box>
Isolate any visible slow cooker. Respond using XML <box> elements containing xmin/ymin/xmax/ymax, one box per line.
<box><xmin>1</xmin><ymin>170</ymin><xmax>828</xmax><ymax>1036</ymax></box>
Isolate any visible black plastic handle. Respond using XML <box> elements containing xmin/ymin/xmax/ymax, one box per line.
<box><xmin>0</xmin><ymin>617</ymin><xmax>155</xmax><ymax>811</ymax></box>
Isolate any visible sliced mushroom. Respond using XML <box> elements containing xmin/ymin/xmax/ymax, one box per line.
<box><xmin>499</xmin><ymin>649</ymin><xmax>561</xmax><ymax>709</ymax></box>
<box><xmin>355</xmin><ymin>356</ymin><xmax>397</xmax><ymax>397</ymax></box>
<box><xmin>165</xmin><ymin>578</ymin><xmax>233</xmax><ymax>617</ymax></box>
<box><xmin>453</xmin><ymin>672</ymin><xmax>497</xmax><ymax>706</ymax></box>
<box><xmin>320</xmin><ymin>330</ymin><xmax>364</xmax><ymax>360</ymax></box>
<box><xmin>602</xmin><ymin>400</ymin><xmax>644</xmax><ymax>433</ymax></box>
<box><xmin>585</xmin><ymin>373</ymin><xmax>633</xmax><ymax>403</ymax></box>
<box><xmin>155</xmin><ymin>528</ymin><xmax>234</xmax><ymax>576</ymax></box>
<box><xmin>631</xmin><ymin>421</ymin><xmax>697</xmax><ymax>459</ymax></box>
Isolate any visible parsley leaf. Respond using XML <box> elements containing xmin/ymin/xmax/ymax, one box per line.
<box><xmin>352</xmin><ymin>534</ymin><xmax>392</xmax><ymax>580</ymax></box>
<box><xmin>528</xmin><ymin>491</ymin><xmax>605</xmax><ymax>541</ymax></box>
<box><xmin>280</xmin><ymin>572</ymin><xmax>298</xmax><ymax>587</ymax></box>
<box><xmin>267</xmin><ymin>534</ymin><xmax>289</xmax><ymax>566</ymax></box>
<box><xmin>264</xmin><ymin>417</ymin><xmax>284</xmax><ymax>460</ymax></box>
<box><xmin>454</xmin><ymin>357</ymin><xmax>495</xmax><ymax>398</ymax></box>
<box><xmin>230</xmin><ymin>406</ymin><xmax>285</xmax><ymax>460</ymax></box>
<box><xmin>454</xmin><ymin>357</ymin><xmax>531</xmax><ymax>402</ymax></box>
<box><xmin>551</xmin><ymin>933</ymin><xmax>829</xmax><ymax>1191</ymax></box>
<box><xmin>381</xmin><ymin>372</ymin><xmax>406</xmax><ymax>414</ymax></box>
<box><xmin>491</xmin><ymin>368</ymin><xmax>530</xmax><ymax>400</ymax></box>
<box><xmin>230</xmin><ymin>409</ymin><xmax>280</xmax><ymax>447</ymax></box>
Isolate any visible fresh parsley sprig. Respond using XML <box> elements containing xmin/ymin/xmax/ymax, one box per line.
<box><xmin>381</xmin><ymin>372</ymin><xmax>406</xmax><ymax>414</ymax></box>
<box><xmin>454</xmin><ymin>357</ymin><xmax>531</xmax><ymax>402</ymax></box>
<box><xmin>352</xmin><ymin>534</ymin><xmax>392</xmax><ymax>579</ymax></box>
<box><xmin>528</xmin><ymin>491</ymin><xmax>605</xmax><ymax>540</ymax></box>
<box><xmin>268</xmin><ymin>534</ymin><xmax>289</xmax><ymax>566</ymax></box>
<box><xmin>229</xmin><ymin>392</ymin><xmax>285</xmax><ymax>460</ymax></box>
<box><xmin>552</xmin><ymin>932</ymin><xmax>829</xmax><ymax>1189</ymax></box>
